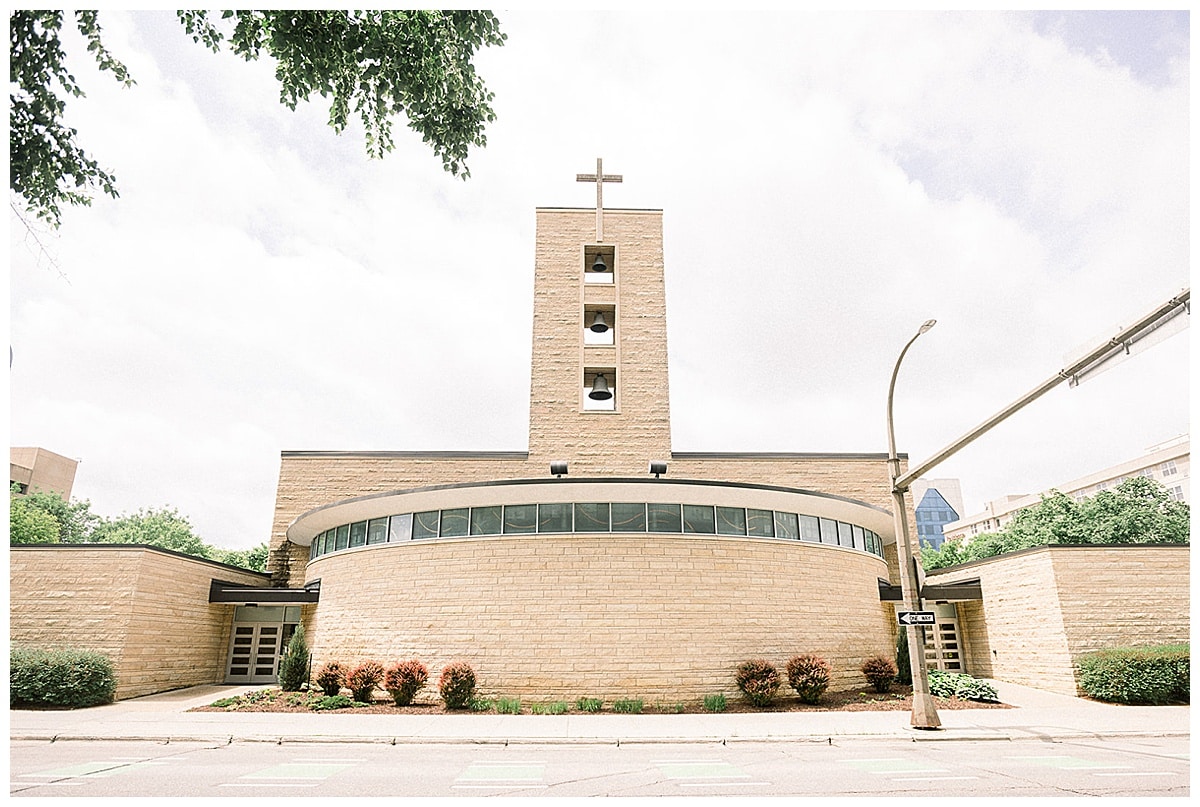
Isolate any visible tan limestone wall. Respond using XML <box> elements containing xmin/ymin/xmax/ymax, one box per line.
<box><xmin>302</xmin><ymin>533</ymin><xmax>893</xmax><ymax>702</ymax></box>
<box><xmin>10</xmin><ymin>546</ymin><xmax>268</xmax><ymax>700</ymax></box>
<box><xmin>929</xmin><ymin>545</ymin><xmax>1190</xmax><ymax>695</ymax></box>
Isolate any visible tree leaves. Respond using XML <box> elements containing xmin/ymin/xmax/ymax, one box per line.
<box><xmin>11</xmin><ymin>10</ymin><xmax>505</xmax><ymax>227</ymax></box>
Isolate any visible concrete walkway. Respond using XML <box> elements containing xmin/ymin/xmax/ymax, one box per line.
<box><xmin>10</xmin><ymin>681</ymin><xmax>1189</xmax><ymax>746</ymax></box>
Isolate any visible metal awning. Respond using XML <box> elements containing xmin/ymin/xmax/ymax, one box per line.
<box><xmin>208</xmin><ymin>578</ymin><xmax>321</xmax><ymax>605</ymax></box>
<box><xmin>878</xmin><ymin>578</ymin><xmax>982</xmax><ymax>602</ymax></box>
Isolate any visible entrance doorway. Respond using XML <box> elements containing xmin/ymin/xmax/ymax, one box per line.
<box><xmin>225</xmin><ymin>605</ymin><xmax>300</xmax><ymax>684</ymax></box>
<box><xmin>923</xmin><ymin>602</ymin><xmax>964</xmax><ymax>672</ymax></box>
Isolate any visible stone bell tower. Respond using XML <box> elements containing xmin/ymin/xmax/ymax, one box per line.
<box><xmin>526</xmin><ymin>159</ymin><xmax>672</xmax><ymax>474</ymax></box>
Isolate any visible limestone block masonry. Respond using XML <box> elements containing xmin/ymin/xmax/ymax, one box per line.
<box><xmin>10</xmin><ymin>545</ymin><xmax>269</xmax><ymax>700</ymax></box>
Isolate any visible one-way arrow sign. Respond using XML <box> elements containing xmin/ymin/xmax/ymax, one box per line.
<box><xmin>897</xmin><ymin>611</ymin><xmax>936</xmax><ymax>626</ymax></box>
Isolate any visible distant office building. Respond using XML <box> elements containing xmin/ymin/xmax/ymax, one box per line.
<box><xmin>10</xmin><ymin>447</ymin><xmax>78</xmax><ymax>499</ymax></box>
<box><xmin>910</xmin><ymin>478</ymin><xmax>963</xmax><ymax>550</ymax></box>
<box><xmin>943</xmin><ymin>435</ymin><xmax>1190</xmax><ymax>542</ymax></box>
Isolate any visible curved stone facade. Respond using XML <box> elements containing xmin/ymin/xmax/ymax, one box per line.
<box><xmin>303</xmin><ymin>531</ymin><xmax>894</xmax><ymax>701</ymax></box>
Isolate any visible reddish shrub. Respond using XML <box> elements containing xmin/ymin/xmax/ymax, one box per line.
<box><xmin>384</xmin><ymin>659</ymin><xmax>429</xmax><ymax>706</ymax></box>
<box><xmin>347</xmin><ymin>660</ymin><xmax>385</xmax><ymax>703</ymax></box>
<box><xmin>735</xmin><ymin>659</ymin><xmax>781</xmax><ymax>707</ymax></box>
<box><xmin>315</xmin><ymin>661</ymin><xmax>347</xmax><ymax>697</ymax></box>
<box><xmin>786</xmin><ymin>654</ymin><xmax>831</xmax><ymax>704</ymax></box>
<box><xmin>862</xmin><ymin>655</ymin><xmax>898</xmax><ymax>693</ymax></box>
<box><xmin>438</xmin><ymin>661</ymin><xmax>477</xmax><ymax>709</ymax></box>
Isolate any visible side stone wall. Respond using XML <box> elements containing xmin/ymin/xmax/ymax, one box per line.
<box><xmin>10</xmin><ymin>545</ymin><xmax>269</xmax><ymax>700</ymax></box>
<box><xmin>303</xmin><ymin>533</ymin><xmax>893</xmax><ymax>702</ymax></box>
<box><xmin>929</xmin><ymin>545</ymin><xmax>1189</xmax><ymax>695</ymax></box>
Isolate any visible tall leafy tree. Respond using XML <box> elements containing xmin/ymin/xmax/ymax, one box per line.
<box><xmin>10</xmin><ymin>9</ymin><xmax>505</xmax><ymax>226</ymax></box>
<box><xmin>14</xmin><ymin>486</ymin><xmax>101</xmax><ymax>543</ymax></box>
<box><xmin>9</xmin><ymin>490</ymin><xmax>60</xmax><ymax>544</ymax></box>
<box><xmin>91</xmin><ymin>506</ymin><xmax>214</xmax><ymax>558</ymax></box>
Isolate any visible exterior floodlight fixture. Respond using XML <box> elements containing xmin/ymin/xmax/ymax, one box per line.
<box><xmin>649</xmin><ymin>461</ymin><xmax>667</xmax><ymax>478</ymax></box>
<box><xmin>591</xmin><ymin>254</ymin><xmax>608</xmax><ymax>272</ymax></box>
<box><xmin>550</xmin><ymin>461</ymin><xmax>568</xmax><ymax>477</ymax></box>
<box><xmin>589</xmin><ymin>373</ymin><xmax>613</xmax><ymax>400</ymax></box>
<box><xmin>589</xmin><ymin>310</ymin><xmax>610</xmax><ymax>333</ymax></box>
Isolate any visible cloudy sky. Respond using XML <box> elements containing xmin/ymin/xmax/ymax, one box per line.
<box><xmin>9</xmin><ymin>10</ymin><xmax>1190</xmax><ymax>550</ymax></box>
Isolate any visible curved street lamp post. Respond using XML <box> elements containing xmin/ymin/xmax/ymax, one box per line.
<box><xmin>886</xmin><ymin>319</ymin><xmax>941</xmax><ymax>730</ymax></box>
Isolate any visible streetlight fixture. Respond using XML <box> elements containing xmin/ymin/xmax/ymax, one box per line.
<box><xmin>886</xmin><ymin>319</ymin><xmax>941</xmax><ymax>730</ymax></box>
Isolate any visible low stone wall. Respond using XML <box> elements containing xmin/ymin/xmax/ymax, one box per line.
<box><xmin>10</xmin><ymin>545</ymin><xmax>268</xmax><ymax>700</ymax></box>
<box><xmin>929</xmin><ymin>544</ymin><xmax>1190</xmax><ymax>695</ymax></box>
<box><xmin>304</xmin><ymin>532</ymin><xmax>894</xmax><ymax>702</ymax></box>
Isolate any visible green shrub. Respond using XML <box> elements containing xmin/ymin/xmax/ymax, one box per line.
<box><xmin>703</xmin><ymin>693</ymin><xmax>727</xmax><ymax>713</ymax></box>
<box><xmin>10</xmin><ymin>647</ymin><xmax>116</xmax><ymax>708</ymax></box>
<box><xmin>735</xmin><ymin>659</ymin><xmax>781</xmax><ymax>707</ymax></box>
<box><xmin>861</xmin><ymin>655</ymin><xmax>898</xmax><ymax>693</ymax></box>
<box><xmin>496</xmin><ymin>697</ymin><xmax>521</xmax><ymax>714</ymax></box>
<box><xmin>1077</xmin><ymin>644</ymin><xmax>1189</xmax><ymax>705</ymax></box>
<box><xmin>384</xmin><ymin>659</ymin><xmax>429</xmax><ymax>706</ymax></box>
<box><xmin>315</xmin><ymin>661</ymin><xmax>347</xmax><ymax>697</ymax></box>
<box><xmin>277</xmin><ymin>626</ymin><xmax>310</xmax><ymax>692</ymax></box>
<box><xmin>612</xmin><ymin>698</ymin><xmax>643</xmax><ymax>714</ymax></box>
<box><xmin>530</xmin><ymin>701</ymin><xmax>568</xmax><ymax>715</ymax></box>
<box><xmin>439</xmin><ymin>661</ymin><xmax>477</xmax><ymax>709</ymax></box>
<box><xmin>347</xmin><ymin>660</ymin><xmax>385</xmax><ymax>702</ymax></box>
<box><xmin>786</xmin><ymin>654</ymin><xmax>831</xmax><ymax>704</ymax></box>
<box><xmin>311</xmin><ymin>694</ymin><xmax>358</xmax><ymax>711</ymax></box>
<box><xmin>927</xmin><ymin>670</ymin><xmax>999</xmax><ymax>702</ymax></box>
<box><xmin>575</xmin><ymin>697</ymin><xmax>603</xmax><ymax>713</ymax></box>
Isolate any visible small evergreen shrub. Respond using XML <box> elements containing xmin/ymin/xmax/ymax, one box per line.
<box><xmin>612</xmin><ymin>698</ymin><xmax>643</xmax><ymax>714</ymax></box>
<box><xmin>861</xmin><ymin>655</ymin><xmax>898</xmax><ymax>693</ymax></box>
<box><xmin>735</xmin><ymin>659</ymin><xmax>781</xmax><ymax>707</ymax></box>
<box><xmin>10</xmin><ymin>647</ymin><xmax>116</xmax><ymax>708</ymax></box>
<box><xmin>315</xmin><ymin>661</ymin><xmax>347</xmax><ymax>697</ymax></box>
<box><xmin>384</xmin><ymin>660</ymin><xmax>429</xmax><ymax>706</ymax></box>
<box><xmin>786</xmin><ymin>654</ymin><xmax>831</xmax><ymax>704</ymax></box>
<box><xmin>439</xmin><ymin>661</ymin><xmax>477</xmax><ymax>709</ymax></box>
<box><xmin>311</xmin><ymin>694</ymin><xmax>358</xmax><ymax>711</ymax></box>
<box><xmin>575</xmin><ymin>697</ymin><xmax>603</xmax><ymax>713</ymax></box>
<box><xmin>496</xmin><ymin>697</ymin><xmax>522</xmax><ymax>714</ymax></box>
<box><xmin>703</xmin><ymin>693</ymin><xmax>727</xmax><ymax>713</ymax></box>
<box><xmin>895</xmin><ymin>630</ymin><xmax>912</xmax><ymax>685</ymax></box>
<box><xmin>277</xmin><ymin>626</ymin><xmax>310</xmax><ymax>692</ymax></box>
<box><xmin>927</xmin><ymin>670</ymin><xmax>999</xmax><ymax>702</ymax></box>
<box><xmin>1077</xmin><ymin>644</ymin><xmax>1189</xmax><ymax>705</ymax></box>
<box><xmin>347</xmin><ymin>660</ymin><xmax>385</xmax><ymax>702</ymax></box>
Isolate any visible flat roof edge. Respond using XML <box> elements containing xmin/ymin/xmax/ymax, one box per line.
<box><xmin>282</xmin><ymin>450</ymin><xmax>530</xmax><ymax>459</ymax></box>
<box><xmin>672</xmin><ymin>451</ymin><xmax>903</xmax><ymax>461</ymax></box>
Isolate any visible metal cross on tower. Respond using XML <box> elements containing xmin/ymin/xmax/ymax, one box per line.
<box><xmin>575</xmin><ymin>157</ymin><xmax>623</xmax><ymax>242</ymax></box>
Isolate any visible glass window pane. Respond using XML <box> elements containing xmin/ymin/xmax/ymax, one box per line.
<box><xmin>774</xmin><ymin>511</ymin><xmax>799</xmax><ymax>540</ymax></box>
<box><xmin>504</xmin><ymin>504</ymin><xmax>537</xmax><ymax>534</ymax></box>
<box><xmin>349</xmin><ymin>521</ymin><xmax>367</xmax><ymax>547</ymax></box>
<box><xmin>309</xmin><ymin>540</ymin><xmax>317</xmax><ymax>560</ymax></box>
<box><xmin>440</xmin><ymin>508</ymin><xmax>469</xmax><ymax>537</ymax></box>
<box><xmin>837</xmin><ymin>521</ymin><xmax>854</xmax><ymax>547</ymax></box>
<box><xmin>852</xmin><ymin>524</ymin><xmax>865</xmax><ymax>551</ymax></box>
<box><xmin>389</xmin><ymin>513</ymin><xmax>412</xmax><ymax>542</ymax></box>
<box><xmin>313</xmin><ymin>531</ymin><xmax>325</xmax><ymax>556</ymax></box>
<box><xmin>470</xmin><ymin>506</ymin><xmax>503</xmax><ymax>536</ymax></box>
<box><xmin>334</xmin><ymin>524</ymin><xmax>350</xmax><ymax>550</ymax></box>
<box><xmin>683</xmin><ymin>504</ymin><xmax>715</xmax><ymax>534</ymax></box>
<box><xmin>716</xmin><ymin>506</ymin><xmax>746</xmax><ymax>535</ymax></box>
<box><xmin>798</xmin><ymin>515</ymin><xmax>820</xmax><ymax>542</ymax></box>
<box><xmin>816</xmin><ymin>517</ymin><xmax>836</xmax><ymax>544</ymax></box>
<box><xmin>611</xmin><ymin>503</ymin><xmax>646</xmax><ymax>532</ymax></box>
<box><xmin>413</xmin><ymin>511</ymin><xmax>439</xmax><ymax>540</ymax></box>
<box><xmin>574</xmin><ymin>502</ymin><xmax>610</xmax><ymax>532</ymax></box>
<box><xmin>367</xmin><ymin>518</ymin><xmax>388</xmax><ymax>545</ymax></box>
<box><xmin>647</xmin><ymin>503</ymin><xmax>682</xmax><ymax>532</ymax></box>
<box><xmin>539</xmin><ymin>503</ymin><xmax>573</xmax><ymax>533</ymax></box>
<box><xmin>747</xmin><ymin>508</ymin><xmax>774</xmax><ymax>537</ymax></box>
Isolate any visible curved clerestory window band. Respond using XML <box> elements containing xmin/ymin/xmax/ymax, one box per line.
<box><xmin>307</xmin><ymin>502</ymin><xmax>886</xmax><ymax>561</ymax></box>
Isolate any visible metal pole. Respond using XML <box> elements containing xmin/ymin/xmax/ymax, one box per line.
<box><xmin>887</xmin><ymin>320</ymin><xmax>941</xmax><ymax>730</ymax></box>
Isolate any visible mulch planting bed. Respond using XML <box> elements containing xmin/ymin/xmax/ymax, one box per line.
<box><xmin>188</xmin><ymin>685</ymin><xmax>1012</xmax><ymax>715</ymax></box>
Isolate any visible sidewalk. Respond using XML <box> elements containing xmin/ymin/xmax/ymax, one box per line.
<box><xmin>10</xmin><ymin>680</ymin><xmax>1190</xmax><ymax>746</ymax></box>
